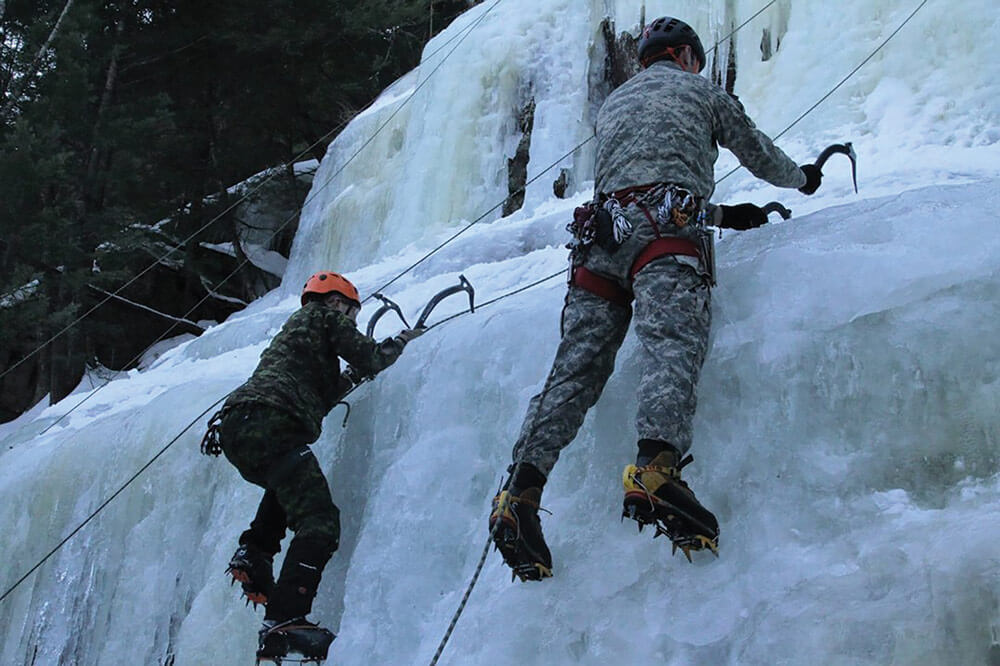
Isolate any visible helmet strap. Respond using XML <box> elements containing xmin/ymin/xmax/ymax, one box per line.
<box><xmin>641</xmin><ymin>45</ymin><xmax>699</xmax><ymax>73</ymax></box>
<box><xmin>324</xmin><ymin>293</ymin><xmax>360</xmax><ymax>320</ymax></box>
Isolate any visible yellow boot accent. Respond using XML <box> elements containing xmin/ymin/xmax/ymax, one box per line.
<box><xmin>623</xmin><ymin>462</ymin><xmax>679</xmax><ymax>496</ymax></box>
<box><xmin>491</xmin><ymin>490</ymin><xmax>515</xmax><ymax>526</ymax></box>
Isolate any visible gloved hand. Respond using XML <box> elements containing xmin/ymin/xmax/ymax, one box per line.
<box><xmin>798</xmin><ymin>164</ymin><xmax>822</xmax><ymax>195</ymax></box>
<box><xmin>341</xmin><ymin>365</ymin><xmax>364</xmax><ymax>387</ymax></box>
<box><xmin>718</xmin><ymin>203</ymin><xmax>768</xmax><ymax>230</ymax></box>
<box><xmin>395</xmin><ymin>327</ymin><xmax>427</xmax><ymax>345</ymax></box>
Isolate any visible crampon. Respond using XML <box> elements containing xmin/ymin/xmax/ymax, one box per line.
<box><xmin>622</xmin><ymin>456</ymin><xmax>720</xmax><ymax>563</ymax></box>
<box><xmin>256</xmin><ymin>618</ymin><xmax>334</xmax><ymax>665</ymax></box>
<box><xmin>490</xmin><ymin>490</ymin><xmax>553</xmax><ymax>582</ymax></box>
<box><xmin>227</xmin><ymin>544</ymin><xmax>274</xmax><ymax>609</ymax></box>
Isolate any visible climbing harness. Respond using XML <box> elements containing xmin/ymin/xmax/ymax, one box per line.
<box><xmin>566</xmin><ymin>182</ymin><xmax>715</xmax><ymax>302</ymax></box>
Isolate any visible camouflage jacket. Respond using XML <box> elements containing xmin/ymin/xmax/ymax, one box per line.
<box><xmin>225</xmin><ymin>302</ymin><xmax>405</xmax><ymax>440</ymax></box>
<box><xmin>595</xmin><ymin>60</ymin><xmax>805</xmax><ymax>201</ymax></box>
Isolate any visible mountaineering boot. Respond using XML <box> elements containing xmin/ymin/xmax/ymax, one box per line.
<box><xmin>227</xmin><ymin>542</ymin><xmax>275</xmax><ymax>607</ymax></box>
<box><xmin>489</xmin><ymin>482</ymin><xmax>553</xmax><ymax>582</ymax></box>
<box><xmin>256</xmin><ymin>617</ymin><xmax>335</xmax><ymax>664</ymax></box>
<box><xmin>622</xmin><ymin>446</ymin><xmax>719</xmax><ymax>561</ymax></box>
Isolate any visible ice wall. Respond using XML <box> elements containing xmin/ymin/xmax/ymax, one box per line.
<box><xmin>284</xmin><ymin>0</ymin><xmax>1000</xmax><ymax>289</ymax></box>
<box><xmin>2</xmin><ymin>0</ymin><xmax>999</xmax><ymax>664</ymax></box>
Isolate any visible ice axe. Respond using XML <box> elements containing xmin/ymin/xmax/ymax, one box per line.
<box><xmin>714</xmin><ymin>201</ymin><xmax>792</xmax><ymax>229</ymax></box>
<box><xmin>812</xmin><ymin>142</ymin><xmax>858</xmax><ymax>193</ymax></box>
<box><xmin>415</xmin><ymin>274</ymin><xmax>475</xmax><ymax>329</ymax></box>
<box><xmin>341</xmin><ymin>275</ymin><xmax>476</xmax><ymax>425</ymax></box>
<box><xmin>761</xmin><ymin>201</ymin><xmax>792</xmax><ymax>220</ymax></box>
<box><xmin>364</xmin><ymin>275</ymin><xmax>476</xmax><ymax>337</ymax></box>
<box><xmin>365</xmin><ymin>293</ymin><xmax>411</xmax><ymax>338</ymax></box>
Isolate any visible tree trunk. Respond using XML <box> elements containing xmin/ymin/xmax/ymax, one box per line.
<box><xmin>0</xmin><ymin>0</ymin><xmax>76</xmax><ymax>117</ymax></box>
<box><xmin>83</xmin><ymin>22</ymin><xmax>123</xmax><ymax>218</ymax></box>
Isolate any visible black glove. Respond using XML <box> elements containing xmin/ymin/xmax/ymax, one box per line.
<box><xmin>341</xmin><ymin>366</ymin><xmax>364</xmax><ymax>387</ymax></box>
<box><xmin>798</xmin><ymin>164</ymin><xmax>822</xmax><ymax>195</ymax></box>
<box><xmin>395</xmin><ymin>327</ymin><xmax>426</xmax><ymax>345</ymax></box>
<box><xmin>718</xmin><ymin>203</ymin><xmax>768</xmax><ymax>230</ymax></box>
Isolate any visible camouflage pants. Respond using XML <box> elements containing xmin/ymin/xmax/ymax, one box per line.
<box><xmin>220</xmin><ymin>403</ymin><xmax>340</xmax><ymax>560</ymax></box>
<box><xmin>513</xmin><ymin>214</ymin><xmax>712</xmax><ymax>478</ymax></box>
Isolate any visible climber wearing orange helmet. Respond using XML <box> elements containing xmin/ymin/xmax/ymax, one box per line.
<box><xmin>201</xmin><ymin>270</ymin><xmax>424</xmax><ymax>659</ymax></box>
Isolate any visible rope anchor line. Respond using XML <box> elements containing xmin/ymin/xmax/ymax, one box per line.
<box><xmin>425</xmin><ymin>0</ymin><xmax>931</xmax><ymax>662</ymax></box>
<box><xmin>0</xmin><ymin>1</ymin><xmax>931</xmax><ymax>661</ymax></box>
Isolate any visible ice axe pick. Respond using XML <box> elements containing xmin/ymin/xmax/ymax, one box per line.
<box><xmin>812</xmin><ymin>142</ymin><xmax>859</xmax><ymax>193</ymax></box>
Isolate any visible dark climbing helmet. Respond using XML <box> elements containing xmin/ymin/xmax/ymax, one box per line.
<box><xmin>301</xmin><ymin>271</ymin><xmax>361</xmax><ymax>307</ymax></box>
<box><xmin>638</xmin><ymin>16</ymin><xmax>706</xmax><ymax>72</ymax></box>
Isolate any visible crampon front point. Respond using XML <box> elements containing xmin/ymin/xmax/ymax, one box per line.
<box><xmin>256</xmin><ymin>619</ymin><xmax>334</xmax><ymax>665</ymax></box>
<box><xmin>490</xmin><ymin>490</ymin><xmax>553</xmax><ymax>582</ymax></box>
<box><xmin>622</xmin><ymin>463</ymin><xmax>720</xmax><ymax>562</ymax></box>
<box><xmin>228</xmin><ymin>566</ymin><xmax>269</xmax><ymax>608</ymax></box>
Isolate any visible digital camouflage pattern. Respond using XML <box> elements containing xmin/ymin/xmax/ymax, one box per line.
<box><xmin>512</xmin><ymin>59</ymin><xmax>803</xmax><ymax>479</ymax></box>
<box><xmin>595</xmin><ymin>59</ymin><xmax>805</xmax><ymax>201</ymax></box>
<box><xmin>225</xmin><ymin>301</ymin><xmax>405</xmax><ymax>440</ymax></box>
<box><xmin>513</xmin><ymin>257</ymin><xmax>709</xmax><ymax>476</ymax></box>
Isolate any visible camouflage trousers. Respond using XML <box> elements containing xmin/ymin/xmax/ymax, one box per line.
<box><xmin>220</xmin><ymin>403</ymin><xmax>340</xmax><ymax>562</ymax></box>
<box><xmin>512</xmin><ymin>218</ymin><xmax>712</xmax><ymax>478</ymax></box>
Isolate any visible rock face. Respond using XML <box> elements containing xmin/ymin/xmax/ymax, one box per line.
<box><xmin>0</xmin><ymin>162</ymin><xmax>315</xmax><ymax>422</ymax></box>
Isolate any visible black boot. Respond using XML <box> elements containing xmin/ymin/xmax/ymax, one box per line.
<box><xmin>623</xmin><ymin>442</ymin><xmax>719</xmax><ymax>561</ymax></box>
<box><xmin>265</xmin><ymin>536</ymin><xmax>333</xmax><ymax>621</ymax></box>
<box><xmin>259</xmin><ymin>536</ymin><xmax>335</xmax><ymax>661</ymax></box>
<box><xmin>257</xmin><ymin>618</ymin><xmax>335</xmax><ymax>662</ymax></box>
<box><xmin>227</xmin><ymin>542</ymin><xmax>275</xmax><ymax>607</ymax></box>
<box><xmin>489</xmin><ymin>463</ymin><xmax>552</xmax><ymax>582</ymax></box>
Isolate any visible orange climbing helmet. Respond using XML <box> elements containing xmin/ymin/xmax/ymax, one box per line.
<box><xmin>301</xmin><ymin>271</ymin><xmax>361</xmax><ymax>307</ymax></box>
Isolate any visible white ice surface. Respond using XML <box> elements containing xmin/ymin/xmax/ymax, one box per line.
<box><xmin>2</xmin><ymin>1</ymin><xmax>999</xmax><ymax>664</ymax></box>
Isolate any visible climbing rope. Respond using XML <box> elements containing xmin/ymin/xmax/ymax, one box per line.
<box><xmin>424</xmin><ymin>1</ymin><xmax>933</xmax><ymax>662</ymax></box>
<box><xmin>0</xmin><ymin>265</ymin><xmax>564</xmax><ymax>607</ymax></box>
<box><xmin>1</xmin><ymin>0</ymin><xmax>932</xmax><ymax>653</ymax></box>
<box><xmin>0</xmin><ymin>0</ymin><xmax>505</xmax><ymax>384</ymax></box>
<box><xmin>716</xmin><ymin>0</ymin><xmax>930</xmax><ymax>185</ymax></box>
<box><xmin>30</xmin><ymin>0</ymin><xmax>507</xmax><ymax>435</ymax></box>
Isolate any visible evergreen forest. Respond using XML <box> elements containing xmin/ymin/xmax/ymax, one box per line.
<box><xmin>0</xmin><ymin>0</ymin><xmax>477</xmax><ymax>421</ymax></box>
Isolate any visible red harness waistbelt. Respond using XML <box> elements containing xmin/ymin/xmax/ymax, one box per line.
<box><xmin>571</xmin><ymin>267</ymin><xmax>632</xmax><ymax>307</ymax></box>
<box><xmin>630</xmin><ymin>237</ymin><xmax>700</xmax><ymax>278</ymax></box>
<box><xmin>571</xmin><ymin>237</ymin><xmax>702</xmax><ymax>306</ymax></box>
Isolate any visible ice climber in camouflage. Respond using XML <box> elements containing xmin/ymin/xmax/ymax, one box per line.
<box><xmin>203</xmin><ymin>270</ymin><xmax>424</xmax><ymax>657</ymax></box>
<box><xmin>490</xmin><ymin>16</ymin><xmax>823</xmax><ymax>580</ymax></box>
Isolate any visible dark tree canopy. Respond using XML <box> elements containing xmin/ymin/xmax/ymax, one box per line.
<box><xmin>0</xmin><ymin>0</ymin><xmax>478</xmax><ymax>421</ymax></box>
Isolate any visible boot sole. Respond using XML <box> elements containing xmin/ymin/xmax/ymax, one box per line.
<box><xmin>489</xmin><ymin>519</ymin><xmax>553</xmax><ymax>582</ymax></box>
<box><xmin>623</xmin><ymin>491</ymin><xmax>719</xmax><ymax>559</ymax></box>
<box><xmin>256</xmin><ymin>627</ymin><xmax>334</xmax><ymax>663</ymax></box>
